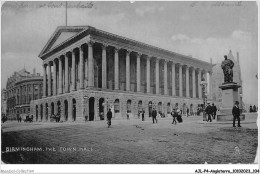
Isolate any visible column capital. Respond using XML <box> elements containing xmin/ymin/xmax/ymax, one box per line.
<box><xmin>65</xmin><ymin>51</ymin><xmax>70</xmax><ymax>57</ymax></box>
<box><xmin>87</xmin><ymin>40</ymin><xmax>95</xmax><ymax>46</ymax></box>
<box><xmin>164</xmin><ymin>59</ymin><xmax>169</xmax><ymax>63</ymax></box>
<box><xmin>155</xmin><ymin>58</ymin><xmax>160</xmax><ymax>63</ymax></box>
<box><xmin>146</xmin><ymin>55</ymin><xmax>153</xmax><ymax>60</ymax></box>
<box><xmin>190</xmin><ymin>66</ymin><xmax>196</xmax><ymax>70</ymax></box>
<box><xmin>114</xmin><ymin>47</ymin><xmax>120</xmax><ymax>53</ymax></box>
<box><xmin>70</xmin><ymin>48</ymin><xmax>75</xmax><ymax>54</ymax></box>
<box><xmin>126</xmin><ymin>49</ymin><xmax>131</xmax><ymax>55</ymax></box>
<box><xmin>59</xmin><ymin>54</ymin><xmax>65</xmax><ymax>60</ymax></box>
<box><xmin>79</xmin><ymin>44</ymin><xmax>84</xmax><ymax>51</ymax></box>
<box><xmin>101</xmin><ymin>43</ymin><xmax>108</xmax><ymax>50</ymax></box>
<box><xmin>183</xmin><ymin>64</ymin><xmax>190</xmax><ymax>68</ymax></box>
<box><xmin>171</xmin><ymin>61</ymin><xmax>176</xmax><ymax>65</ymax></box>
<box><xmin>136</xmin><ymin>52</ymin><xmax>142</xmax><ymax>58</ymax></box>
<box><xmin>177</xmin><ymin>63</ymin><xmax>183</xmax><ymax>67</ymax></box>
<box><xmin>208</xmin><ymin>71</ymin><xmax>213</xmax><ymax>75</ymax></box>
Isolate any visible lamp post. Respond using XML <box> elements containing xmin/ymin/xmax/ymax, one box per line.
<box><xmin>239</xmin><ymin>93</ymin><xmax>243</xmax><ymax>113</ymax></box>
<box><xmin>200</xmin><ymin>79</ymin><xmax>208</xmax><ymax>121</ymax></box>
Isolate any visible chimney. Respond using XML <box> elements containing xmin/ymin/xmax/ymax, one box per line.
<box><xmin>33</xmin><ymin>68</ymin><xmax>36</xmax><ymax>76</ymax></box>
<box><xmin>237</xmin><ymin>52</ymin><xmax>239</xmax><ymax>64</ymax></box>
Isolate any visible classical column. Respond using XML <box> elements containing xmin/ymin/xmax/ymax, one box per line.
<box><xmin>209</xmin><ymin>71</ymin><xmax>213</xmax><ymax>100</ymax></box>
<box><xmin>88</xmin><ymin>41</ymin><xmax>94</xmax><ymax>87</ymax></box>
<box><xmin>179</xmin><ymin>64</ymin><xmax>183</xmax><ymax>97</ymax></box>
<box><xmin>37</xmin><ymin>84</ymin><xmax>40</xmax><ymax>99</ymax></box>
<box><xmin>186</xmin><ymin>65</ymin><xmax>190</xmax><ymax>98</ymax></box>
<box><xmin>198</xmin><ymin>69</ymin><xmax>202</xmax><ymax>98</ymax></box>
<box><xmin>26</xmin><ymin>84</ymin><xmax>29</xmax><ymax>104</ymax></box>
<box><xmin>53</xmin><ymin>60</ymin><xmax>57</xmax><ymax>96</ymax></box>
<box><xmin>102</xmin><ymin>44</ymin><xmax>107</xmax><ymax>89</ymax></box>
<box><xmin>155</xmin><ymin>58</ymin><xmax>159</xmax><ymax>94</ymax></box>
<box><xmin>58</xmin><ymin>57</ymin><xmax>63</xmax><ymax>94</ymax></box>
<box><xmin>171</xmin><ymin>62</ymin><xmax>176</xmax><ymax>96</ymax></box>
<box><xmin>114</xmin><ymin>47</ymin><xmax>119</xmax><ymax>90</ymax></box>
<box><xmin>65</xmin><ymin>53</ymin><xmax>69</xmax><ymax>93</ymax></box>
<box><xmin>192</xmin><ymin>67</ymin><xmax>196</xmax><ymax>98</ymax></box>
<box><xmin>136</xmin><ymin>53</ymin><xmax>141</xmax><ymax>92</ymax></box>
<box><xmin>48</xmin><ymin>62</ymin><xmax>51</xmax><ymax>96</ymax></box>
<box><xmin>32</xmin><ymin>84</ymin><xmax>34</xmax><ymax>100</ymax></box>
<box><xmin>71</xmin><ymin>49</ymin><xmax>76</xmax><ymax>91</ymax></box>
<box><xmin>85</xmin><ymin>55</ymin><xmax>88</xmax><ymax>88</ymax></box>
<box><xmin>164</xmin><ymin>60</ymin><xmax>168</xmax><ymax>95</ymax></box>
<box><xmin>79</xmin><ymin>46</ymin><xmax>84</xmax><ymax>89</ymax></box>
<box><xmin>126</xmin><ymin>50</ymin><xmax>130</xmax><ymax>91</ymax></box>
<box><xmin>43</xmin><ymin>64</ymin><xmax>46</xmax><ymax>97</ymax></box>
<box><xmin>20</xmin><ymin>86</ymin><xmax>22</xmax><ymax>104</ymax></box>
<box><xmin>146</xmin><ymin>56</ymin><xmax>150</xmax><ymax>93</ymax></box>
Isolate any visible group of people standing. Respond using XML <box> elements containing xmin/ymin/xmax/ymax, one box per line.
<box><xmin>249</xmin><ymin>105</ymin><xmax>258</xmax><ymax>113</ymax></box>
<box><xmin>204</xmin><ymin>103</ymin><xmax>217</xmax><ymax>122</ymax></box>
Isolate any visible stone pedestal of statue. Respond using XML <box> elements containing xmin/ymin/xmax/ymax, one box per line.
<box><xmin>217</xmin><ymin>82</ymin><xmax>245</xmax><ymax>121</ymax></box>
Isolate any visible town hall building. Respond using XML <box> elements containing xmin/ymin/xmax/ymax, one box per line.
<box><xmin>30</xmin><ymin>26</ymin><xmax>214</xmax><ymax>122</ymax></box>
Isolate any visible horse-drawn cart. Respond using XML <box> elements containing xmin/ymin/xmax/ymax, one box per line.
<box><xmin>23</xmin><ymin>114</ymin><xmax>33</xmax><ymax>122</ymax></box>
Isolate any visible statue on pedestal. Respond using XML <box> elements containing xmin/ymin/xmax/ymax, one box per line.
<box><xmin>221</xmin><ymin>55</ymin><xmax>234</xmax><ymax>83</ymax></box>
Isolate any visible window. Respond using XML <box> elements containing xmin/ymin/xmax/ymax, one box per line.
<box><xmin>114</xmin><ymin>99</ymin><xmax>120</xmax><ymax>113</ymax></box>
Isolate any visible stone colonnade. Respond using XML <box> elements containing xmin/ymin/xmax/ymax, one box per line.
<box><xmin>42</xmin><ymin>39</ymin><xmax>212</xmax><ymax>99</ymax></box>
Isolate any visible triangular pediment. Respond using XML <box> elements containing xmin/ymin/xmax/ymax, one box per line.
<box><xmin>39</xmin><ymin>26</ymin><xmax>90</xmax><ymax>58</ymax></box>
<box><xmin>50</xmin><ymin>31</ymin><xmax>79</xmax><ymax>50</ymax></box>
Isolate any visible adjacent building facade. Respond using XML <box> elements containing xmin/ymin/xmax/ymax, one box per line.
<box><xmin>1</xmin><ymin>89</ymin><xmax>7</xmax><ymax>115</ymax></box>
<box><xmin>5</xmin><ymin>68</ymin><xmax>43</xmax><ymax>120</ymax></box>
<box><xmin>30</xmin><ymin>26</ymin><xmax>214</xmax><ymax>122</ymax></box>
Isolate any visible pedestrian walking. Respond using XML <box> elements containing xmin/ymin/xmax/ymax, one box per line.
<box><xmin>141</xmin><ymin>109</ymin><xmax>145</xmax><ymax>121</ymax></box>
<box><xmin>107</xmin><ymin>108</ymin><xmax>112</xmax><ymax>128</ymax></box>
<box><xmin>151</xmin><ymin>108</ymin><xmax>158</xmax><ymax>124</ymax></box>
<box><xmin>232</xmin><ymin>101</ymin><xmax>241</xmax><ymax>127</ymax></box>
<box><xmin>171</xmin><ymin>109</ymin><xmax>177</xmax><ymax>125</ymax></box>
<box><xmin>187</xmin><ymin>108</ymin><xmax>189</xmax><ymax>117</ymax></box>
<box><xmin>253</xmin><ymin>105</ymin><xmax>257</xmax><ymax>112</ymax></box>
<box><xmin>205</xmin><ymin>103</ymin><xmax>212</xmax><ymax>122</ymax></box>
<box><xmin>212</xmin><ymin>103</ymin><xmax>217</xmax><ymax>119</ymax></box>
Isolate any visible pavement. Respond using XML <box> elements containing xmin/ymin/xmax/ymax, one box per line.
<box><xmin>1</xmin><ymin>113</ymin><xmax>258</xmax><ymax>164</ymax></box>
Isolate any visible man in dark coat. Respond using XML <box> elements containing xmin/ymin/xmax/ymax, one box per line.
<box><xmin>232</xmin><ymin>101</ymin><xmax>241</xmax><ymax>127</ymax></box>
<box><xmin>212</xmin><ymin>103</ymin><xmax>217</xmax><ymax>119</ymax></box>
<box><xmin>171</xmin><ymin>109</ymin><xmax>178</xmax><ymax>125</ymax></box>
<box><xmin>152</xmin><ymin>108</ymin><xmax>157</xmax><ymax>124</ymax></box>
<box><xmin>107</xmin><ymin>108</ymin><xmax>112</xmax><ymax>128</ymax></box>
<box><xmin>205</xmin><ymin>103</ymin><xmax>212</xmax><ymax>122</ymax></box>
<box><xmin>141</xmin><ymin>109</ymin><xmax>145</xmax><ymax>121</ymax></box>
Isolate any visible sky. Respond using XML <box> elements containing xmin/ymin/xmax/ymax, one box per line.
<box><xmin>1</xmin><ymin>1</ymin><xmax>258</xmax><ymax>105</ymax></box>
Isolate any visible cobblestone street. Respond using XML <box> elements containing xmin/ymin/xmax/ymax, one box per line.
<box><xmin>1</xmin><ymin>114</ymin><xmax>258</xmax><ymax>164</ymax></box>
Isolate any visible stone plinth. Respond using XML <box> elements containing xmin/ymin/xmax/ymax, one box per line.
<box><xmin>217</xmin><ymin>82</ymin><xmax>245</xmax><ymax>121</ymax></box>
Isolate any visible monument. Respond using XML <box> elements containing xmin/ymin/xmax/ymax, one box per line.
<box><xmin>217</xmin><ymin>55</ymin><xmax>245</xmax><ymax>121</ymax></box>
